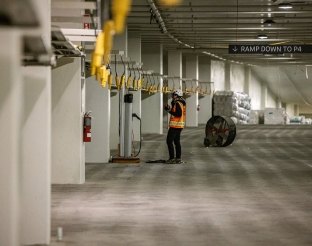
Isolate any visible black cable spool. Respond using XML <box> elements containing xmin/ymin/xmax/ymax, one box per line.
<box><xmin>204</xmin><ymin>116</ymin><xmax>236</xmax><ymax>147</ymax></box>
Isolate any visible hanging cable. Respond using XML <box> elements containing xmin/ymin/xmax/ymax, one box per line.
<box><xmin>132</xmin><ymin>113</ymin><xmax>142</xmax><ymax>157</ymax></box>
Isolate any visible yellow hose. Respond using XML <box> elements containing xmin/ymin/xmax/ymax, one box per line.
<box><xmin>103</xmin><ymin>21</ymin><xmax>115</xmax><ymax>65</ymax></box>
<box><xmin>91</xmin><ymin>32</ymin><xmax>105</xmax><ymax>75</ymax></box>
<box><xmin>158</xmin><ymin>0</ymin><xmax>181</xmax><ymax>6</ymax></box>
<box><xmin>112</xmin><ymin>0</ymin><xmax>132</xmax><ymax>34</ymax></box>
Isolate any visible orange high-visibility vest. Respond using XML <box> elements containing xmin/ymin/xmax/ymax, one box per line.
<box><xmin>169</xmin><ymin>101</ymin><xmax>186</xmax><ymax>128</ymax></box>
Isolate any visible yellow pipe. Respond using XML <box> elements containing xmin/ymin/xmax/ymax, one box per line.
<box><xmin>103</xmin><ymin>21</ymin><xmax>115</xmax><ymax>65</ymax></box>
<box><xmin>158</xmin><ymin>0</ymin><xmax>181</xmax><ymax>6</ymax></box>
<box><xmin>112</xmin><ymin>0</ymin><xmax>132</xmax><ymax>34</ymax></box>
<box><xmin>91</xmin><ymin>32</ymin><xmax>105</xmax><ymax>75</ymax></box>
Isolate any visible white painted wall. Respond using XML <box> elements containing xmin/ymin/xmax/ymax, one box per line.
<box><xmin>141</xmin><ymin>45</ymin><xmax>163</xmax><ymax>134</ymax></box>
<box><xmin>198</xmin><ymin>56</ymin><xmax>212</xmax><ymax>124</ymax></box>
<box><xmin>230</xmin><ymin>64</ymin><xmax>245</xmax><ymax>92</ymax></box>
<box><xmin>52</xmin><ymin>58</ymin><xmax>85</xmax><ymax>184</ymax></box>
<box><xmin>211</xmin><ymin>60</ymin><xmax>225</xmax><ymax>91</ymax></box>
<box><xmin>0</xmin><ymin>29</ymin><xmax>22</xmax><ymax>246</ymax></box>
<box><xmin>85</xmin><ymin>76</ymin><xmax>110</xmax><ymax>163</ymax></box>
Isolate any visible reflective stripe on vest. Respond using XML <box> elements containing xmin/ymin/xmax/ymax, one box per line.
<box><xmin>169</xmin><ymin>101</ymin><xmax>186</xmax><ymax>128</ymax></box>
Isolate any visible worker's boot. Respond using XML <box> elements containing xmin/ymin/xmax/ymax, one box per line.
<box><xmin>175</xmin><ymin>158</ymin><xmax>183</xmax><ymax>164</ymax></box>
<box><xmin>165</xmin><ymin>159</ymin><xmax>176</xmax><ymax>164</ymax></box>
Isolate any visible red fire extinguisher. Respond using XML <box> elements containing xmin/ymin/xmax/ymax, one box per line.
<box><xmin>83</xmin><ymin>112</ymin><xmax>92</xmax><ymax>142</ymax></box>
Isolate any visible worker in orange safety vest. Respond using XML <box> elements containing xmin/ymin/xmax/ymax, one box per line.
<box><xmin>164</xmin><ymin>89</ymin><xmax>186</xmax><ymax>164</ymax></box>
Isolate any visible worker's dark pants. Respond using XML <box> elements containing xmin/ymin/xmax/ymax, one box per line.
<box><xmin>166</xmin><ymin>127</ymin><xmax>183</xmax><ymax>159</ymax></box>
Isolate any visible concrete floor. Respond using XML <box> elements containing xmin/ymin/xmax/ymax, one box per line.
<box><xmin>51</xmin><ymin>125</ymin><xmax>312</xmax><ymax>246</ymax></box>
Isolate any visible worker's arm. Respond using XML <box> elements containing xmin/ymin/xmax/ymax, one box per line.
<box><xmin>169</xmin><ymin>102</ymin><xmax>182</xmax><ymax>117</ymax></box>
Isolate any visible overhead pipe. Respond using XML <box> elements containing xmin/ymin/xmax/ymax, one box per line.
<box><xmin>146</xmin><ymin>0</ymin><xmax>248</xmax><ymax>65</ymax></box>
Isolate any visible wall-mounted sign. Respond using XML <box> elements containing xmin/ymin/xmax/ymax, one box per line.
<box><xmin>229</xmin><ymin>45</ymin><xmax>312</xmax><ymax>54</ymax></box>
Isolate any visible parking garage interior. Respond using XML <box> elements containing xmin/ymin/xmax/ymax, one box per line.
<box><xmin>1</xmin><ymin>0</ymin><xmax>312</xmax><ymax>245</ymax></box>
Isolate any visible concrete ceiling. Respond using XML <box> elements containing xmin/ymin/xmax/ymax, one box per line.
<box><xmin>128</xmin><ymin>0</ymin><xmax>312</xmax><ymax>106</ymax></box>
<box><xmin>50</xmin><ymin>0</ymin><xmax>312</xmax><ymax>106</ymax></box>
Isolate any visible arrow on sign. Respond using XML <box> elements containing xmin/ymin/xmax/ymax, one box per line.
<box><xmin>232</xmin><ymin>46</ymin><xmax>238</xmax><ymax>52</ymax></box>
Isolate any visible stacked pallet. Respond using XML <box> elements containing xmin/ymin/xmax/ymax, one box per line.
<box><xmin>213</xmin><ymin>91</ymin><xmax>251</xmax><ymax>124</ymax></box>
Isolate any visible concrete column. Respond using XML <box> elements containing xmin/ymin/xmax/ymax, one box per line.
<box><xmin>168</xmin><ymin>50</ymin><xmax>182</xmax><ymax>88</ymax></box>
<box><xmin>198</xmin><ymin>56</ymin><xmax>212</xmax><ymax>124</ymax></box>
<box><xmin>211</xmin><ymin>60</ymin><xmax>225</xmax><ymax>91</ymax></box>
<box><xmin>294</xmin><ymin>104</ymin><xmax>299</xmax><ymax>116</ymax></box>
<box><xmin>0</xmin><ymin>29</ymin><xmax>22</xmax><ymax>246</ymax></box>
<box><xmin>261</xmin><ymin>83</ymin><xmax>268</xmax><ymax>109</ymax></box>
<box><xmin>141</xmin><ymin>44</ymin><xmax>163</xmax><ymax>134</ymax></box>
<box><xmin>225</xmin><ymin>62</ymin><xmax>231</xmax><ymax>91</ymax></box>
<box><xmin>276</xmin><ymin>98</ymin><xmax>282</xmax><ymax>108</ymax></box>
<box><xmin>52</xmin><ymin>58</ymin><xmax>85</xmax><ymax>183</ymax></box>
<box><xmin>21</xmin><ymin>0</ymin><xmax>51</xmax><ymax>244</ymax></box>
<box><xmin>22</xmin><ymin>66</ymin><xmax>52</xmax><ymax>243</ymax></box>
<box><xmin>110</xmin><ymin>29</ymin><xmax>128</xmax><ymax>152</ymax></box>
<box><xmin>167</xmin><ymin>50</ymin><xmax>182</xmax><ymax>128</ymax></box>
<box><xmin>128</xmin><ymin>34</ymin><xmax>141</xmax><ymax>141</ymax></box>
<box><xmin>185</xmin><ymin>55</ymin><xmax>199</xmax><ymax>127</ymax></box>
<box><xmin>244</xmin><ymin>65</ymin><xmax>251</xmax><ymax>95</ymax></box>
<box><xmin>86</xmin><ymin>76</ymin><xmax>110</xmax><ymax>163</ymax></box>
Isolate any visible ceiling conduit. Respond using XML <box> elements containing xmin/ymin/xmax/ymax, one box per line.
<box><xmin>146</xmin><ymin>0</ymin><xmax>247</xmax><ymax>66</ymax></box>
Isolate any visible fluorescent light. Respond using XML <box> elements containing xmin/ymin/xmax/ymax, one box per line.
<box><xmin>278</xmin><ymin>3</ymin><xmax>293</xmax><ymax>9</ymax></box>
<box><xmin>257</xmin><ymin>34</ymin><xmax>268</xmax><ymax>39</ymax></box>
<box><xmin>263</xmin><ymin>19</ymin><xmax>275</xmax><ymax>26</ymax></box>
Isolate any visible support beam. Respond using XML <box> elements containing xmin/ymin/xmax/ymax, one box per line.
<box><xmin>185</xmin><ymin>55</ymin><xmax>199</xmax><ymax>127</ymax></box>
<box><xmin>111</xmin><ymin>30</ymin><xmax>128</xmax><ymax>153</ymax></box>
<box><xmin>224</xmin><ymin>62</ymin><xmax>231</xmax><ymax>91</ymax></box>
<box><xmin>21</xmin><ymin>0</ymin><xmax>51</xmax><ymax>244</ymax></box>
<box><xmin>52</xmin><ymin>58</ymin><xmax>85</xmax><ymax>183</ymax></box>
<box><xmin>141</xmin><ymin>44</ymin><xmax>163</xmax><ymax>134</ymax></box>
<box><xmin>261</xmin><ymin>83</ymin><xmax>268</xmax><ymax>109</ymax></box>
<box><xmin>85</xmin><ymin>76</ymin><xmax>110</xmax><ymax>163</ymax></box>
<box><xmin>198</xmin><ymin>56</ymin><xmax>212</xmax><ymax>124</ymax></box>
<box><xmin>244</xmin><ymin>65</ymin><xmax>251</xmax><ymax>95</ymax></box>
<box><xmin>128</xmin><ymin>34</ymin><xmax>141</xmax><ymax>141</ymax></box>
<box><xmin>0</xmin><ymin>29</ymin><xmax>22</xmax><ymax>246</ymax></box>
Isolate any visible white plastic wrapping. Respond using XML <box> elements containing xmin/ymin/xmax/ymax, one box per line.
<box><xmin>264</xmin><ymin>108</ymin><xmax>288</xmax><ymax>125</ymax></box>
<box><xmin>213</xmin><ymin>91</ymin><xmax>251</xmax><ymax>124</ymax></box>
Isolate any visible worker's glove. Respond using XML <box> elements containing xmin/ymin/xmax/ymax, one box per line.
<box><xmin>164</xmin><ymin>104</ymin><xmax>171</xmax><ymax>111</ymax></box>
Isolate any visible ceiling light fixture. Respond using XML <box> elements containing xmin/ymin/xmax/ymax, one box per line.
<box><xmin>278</xmin><ymin>3</ymin><xmax>293</xmax><ymax>9</ymax></box>
<box><xmin>263</xmin><ymin>19</ymin><xmax>276</xmax><ymax>26</ymax></box>
<box><xmin>257</xmin><ymin>34</ymin><xmax>268</xmax><ymax>39</ymax></box>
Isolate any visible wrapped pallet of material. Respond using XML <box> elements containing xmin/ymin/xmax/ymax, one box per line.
<box><xmin>249</xmin><ymin>110</ymin><xmax>259</xmax><ymax>124</ymax></box>
<box><xmin>305</xmin><ymin>118</ymin><xmax>312</xmax><ymax>125</ymax></box>
<box><xmin>249</xmin><ymin>110</ymin><xmax>265</xmax><ymax>124</ymax></box>
<box><xmin>213</xmin><ymin>91</ymin><xmax>251</xmax><ymax>124</ymax></box>
<box><xmin>264</xmin><ymin>108</ymin><xmax>288</xmax><ymax>125</ymax></box>
<box><xmin>289</xmin><ymin>116</ymin><xmax>305</xmax><ymax>124</ymax></box>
